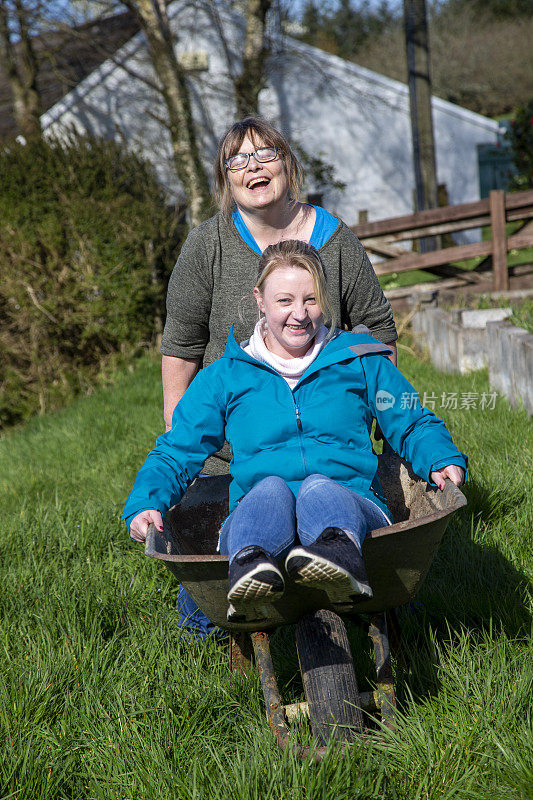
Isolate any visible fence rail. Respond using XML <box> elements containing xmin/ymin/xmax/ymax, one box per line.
<box><xmin>351</xmin><ymin>189</ymin><xmax>533</xmax><ymax>293</ymax></box>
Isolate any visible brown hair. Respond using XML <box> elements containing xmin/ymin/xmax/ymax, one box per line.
<box><xmin>255</xmin><ymin>240</ymin><xmax>338</xmax><ymax>336</ymax></box>
<box><xmin>214</xmin><ymin>117</ymin><xmax>304</xmax><ymax>218</ymax></box>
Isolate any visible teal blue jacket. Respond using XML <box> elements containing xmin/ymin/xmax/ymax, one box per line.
<box><xmin>123</xmin><ymin>329</ymin><xmax>467</xmax><ymax>528</ymax></box>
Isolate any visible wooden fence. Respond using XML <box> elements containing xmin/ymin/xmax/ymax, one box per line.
<box><xmin>351</xmin><ymin>189</ymin><xmax>533</xmax><ymax>296</ymax></box>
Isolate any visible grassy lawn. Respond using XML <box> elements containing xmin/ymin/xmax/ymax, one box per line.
<box><xmin>1</xmin><ymin>347</ymin><xmax>532</xmax><ymax>799</ymax></box>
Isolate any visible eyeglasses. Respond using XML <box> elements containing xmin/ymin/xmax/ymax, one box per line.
<box><xmin>225</xmin><ymin>146</ymin><xmax>281</xmax><ymax>171</ymax></box>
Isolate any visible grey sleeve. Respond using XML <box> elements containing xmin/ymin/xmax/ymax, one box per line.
<box><xmin>340</xmin><ymin>227</ymin><xmax>397</xmax><ymax>343</ymax></box>
<box><xmin>160</xmin><ymin>226</ymin><xmax>214</xmax><ymax>359</ymax></box>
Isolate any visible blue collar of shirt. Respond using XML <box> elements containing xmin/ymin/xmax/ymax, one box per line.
<box><xmin>231</xmin><ymin>205</ymin><xmax>339</xmax><ymax>254</ymax></box>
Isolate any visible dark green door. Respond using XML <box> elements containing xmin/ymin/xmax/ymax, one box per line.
<box><xmin>477</xmin><ymin>142</ymin><xmax>516</xmax><ymax>198</ymax></box>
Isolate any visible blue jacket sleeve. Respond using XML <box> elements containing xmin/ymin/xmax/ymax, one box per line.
<box><xmin>122</xmin><ymin>366</ymin><xmax>226</xmax><ymax>529</ymax></box>
<box><xmin>361</xmin><ymin>355</ymin><xmax>468</xmax><ymax>484</ymax></box>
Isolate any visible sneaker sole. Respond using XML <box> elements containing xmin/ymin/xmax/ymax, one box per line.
<box><xmin>227</xmin><ymin>564</ymin><xmax>284</xmax><ymax>604</ymax></box>
<box><xmin>285</xmin><ymin>550</ymin><xmax>373</xmax><ymax>604</ymax></box>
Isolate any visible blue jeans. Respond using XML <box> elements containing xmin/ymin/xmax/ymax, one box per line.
<box><xmin>220</xmin><ymin>474</ymin><xmax>390</xmax><ymax>561</ymax></box>
<box><xmin>177</xmin><ymin>475</ymin><xmax>390</xmax><ymax>639</ymax></box>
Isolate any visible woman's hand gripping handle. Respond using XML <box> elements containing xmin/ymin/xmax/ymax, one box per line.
<box><xmin>430</xmin><ymin>465</ymin><xmax>465</xmax><ymax>491</ymax></box>
<box><xmin>129</xmin><ymin>509</ymin><xmax>164</xmax><ymax>543</ymax></box>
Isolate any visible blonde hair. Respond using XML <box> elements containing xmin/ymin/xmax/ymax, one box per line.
<box><xmin>214</xmin><ymin>117</ymin><xmax>304</xmax><ymax>218</ymax></box>
<box><xmin>255</xmin><ymin>240</ymin><xmax>338</xmax><ymax>335</ymax></box>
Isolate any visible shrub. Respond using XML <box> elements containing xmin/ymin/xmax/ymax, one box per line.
<box><xmin>0</xmin><ymin>134</ymin><xmax>185</xmax><ymax>430</ymax></box>
<box><xmin>506</xmin><ymin>100</ymin><xmax>533</xmax><ymax>190</ymax></box>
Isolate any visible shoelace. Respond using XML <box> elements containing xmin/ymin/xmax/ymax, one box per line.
<box><xmin>234</xmin><ymin>545</ymin><xmax>268</xmax><ymax>564</ymax></box>
<box><xmin>319</xmin><ymin>527</ymin><xmax>349</xmax><ymax>543</ymax></box>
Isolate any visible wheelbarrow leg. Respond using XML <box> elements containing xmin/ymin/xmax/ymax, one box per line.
<box><xmin>229</xmin><ymin>632</ymin><xmax>254</xmax><ymax>676</ymax></box>
<box><xmin>250</xmin><ymin>631</ymin><xmax>330</xmax><ymax>762</ymax></box>
<box><xmin>368</xmin><ymin>612</ymin><xmax>397</xmax><ymax>729</ymax></box>
<box><xmin>250</xmin><ymin>632</ymin><xmax>292</xmax><ymax>749</ymax></box>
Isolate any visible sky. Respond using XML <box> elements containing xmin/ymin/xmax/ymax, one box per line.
<box><xmin>27</xmin><ymin>0</ymin><xmax>406</xmax><ymax>31</ymax></box>
<box><xmin>6</xmin><ymin>0</ymin><xmax>405</xmax><ymax>41</ymax></box>
<box><xmin>287</xmin><ymin>0</ymin><xmax>404</xmax><ymax>17</ymax></box>
<box><xmin>45</xmin><ymin>1</ymin><xmax>406</xmax><ymax>23</ymax></box>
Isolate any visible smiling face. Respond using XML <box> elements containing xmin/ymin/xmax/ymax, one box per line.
<box><xmin>226</xmin><ymin>133</ymin><xmax>289</xmax><ymax>214</ymax></box>
<box><xmin>254</xmin><ymin>264</ymin><xmax>324</xmax><ymax>359</ymax></box>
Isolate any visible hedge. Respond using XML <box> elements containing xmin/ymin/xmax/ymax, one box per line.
<box><xmin>0</xmin><ymin>134</ymin><xmax>185</xmax><ymax>429</ymax></box>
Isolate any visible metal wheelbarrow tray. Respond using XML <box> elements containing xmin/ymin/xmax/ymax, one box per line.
<box><xmin>145</xmin><ymin>448</ymin><xmax>466</xmax><ymax>758</ymax></box>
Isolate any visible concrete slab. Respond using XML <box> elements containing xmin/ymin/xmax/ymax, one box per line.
<box><xmin>460</xmin><ymin>327</ymin><xmax>487</xmax><ymax>372</ymax></box>
<box><xmin>459</xmin><ymin>308</ymin><xmax>513</xmax><ymax>328</ymax></box>
<box><xmin>414</xmin><ymin>309</ymin><xmax>532</xmax><ymax>414</ymax></box>
<box><xmin>486</xmin><ymin>321</ymin><xmax>508</xmax><ymax>396</ymax></box>
<box><xmin>487</xmin><ymin>322</ymin><xmax>531</xmax><ymax>412</ymax></box>
<box><xmin>510</xmin><ymin>331</ymin><xmax>533</xmax><ymax>414</ymax></box>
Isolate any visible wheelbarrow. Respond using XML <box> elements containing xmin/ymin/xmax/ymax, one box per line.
<box><xmin>145</xmin><ymin>447</ymin><xmax>466</xmax><ymax>760</ymax></box>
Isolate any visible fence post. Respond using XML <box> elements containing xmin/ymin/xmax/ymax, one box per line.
<box><xmin>490</xmin><ymin>190</ymin><xmax>508</xmax><ymax>291</ymax></box>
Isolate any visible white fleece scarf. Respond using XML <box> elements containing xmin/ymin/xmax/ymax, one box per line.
<box><xmin>243</xmin><ymin>318</ymin><xmax>329</xmax><ymax>388</ymax></box>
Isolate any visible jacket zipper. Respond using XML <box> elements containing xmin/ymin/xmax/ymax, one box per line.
<box><xmin>248</xmin><ymin>359</ymin><xmax>309</xmax><ymax>475</ymax></box>
<box><xmin>291</xmin><ymin>394</ymin><xmax>308</xmax><ymax>475</ymax></box>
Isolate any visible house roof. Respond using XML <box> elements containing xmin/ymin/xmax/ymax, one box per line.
<box><xmin>287</xmin><ymin>38</ymin><xmax>500</xmax><ymax>133</ymax></box>
<box><xmin>0</xmin><ymin>11</ymin><xmax>139</xmax><ymax>141</ymax></box>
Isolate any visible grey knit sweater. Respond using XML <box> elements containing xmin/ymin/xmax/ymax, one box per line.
<box><xmin>161</xmin><ymin>211</ymin><xmax>397</xmax><ymax>368</ymax></box>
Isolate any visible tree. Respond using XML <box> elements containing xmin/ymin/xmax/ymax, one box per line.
<box><xmin>337</xmin><ymin>1</ymin><xmax>532</xmax><ymax>117</ymax></box>
<box><xmin>116</xmin><ymin>0</ymin><xmax>211</xmax><ymax>226</ymax></box>
<box><xmin>0</xmin><ymin>0</ymin><xmax>42</xmax><ymax>139</ymax></box>
<box><xmin>441</xmin><ymin>0</ymin><xmax>533</xmax><ymax>19</ymax></box>
<box><xmin>404</xmin><ymin>0</ymin><xmax>438</xmax><ymax>221</ymax></box>
<box><xmin>232</xmin><ymin>0</ymin><xmax>272</xmax><ymax>117</ymax></box>
<box><xmin>68</xmin><ymin>0</ymin><xmax>276</xmax><ymax>222</ymax></box>
<box><xmin>297</xmin><ymin>0</ymin><xmax>397</xmax><ymax>59</ymax></box>
<box><xmin>0</xmin><ymin>1</ymin><xmax>285</xmax><ymax>222</ymax></box>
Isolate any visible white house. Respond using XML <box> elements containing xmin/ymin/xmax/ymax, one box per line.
<box><xmin>41</xmin><ymin>2</ymin><xmax>500</xmax><ymax>229</ymax></box>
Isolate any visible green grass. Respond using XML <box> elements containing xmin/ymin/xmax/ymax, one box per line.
<box><xmin>1</xmin><ymin>350</ymin><xmax>532</xmax><ymax>799</ymax></box>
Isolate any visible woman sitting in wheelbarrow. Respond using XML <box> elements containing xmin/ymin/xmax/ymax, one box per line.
<box><xmin>123</xmin><ymin>240</ymin><xmax>466</xmax><ymax>622</ymax></box>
